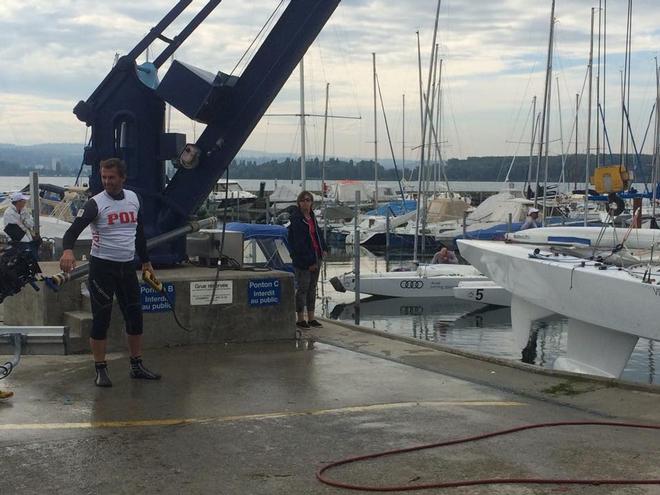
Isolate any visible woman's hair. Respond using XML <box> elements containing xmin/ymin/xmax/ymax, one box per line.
<box><xmin>296</xmin><ymin>190</ymin><xmax>313</xmax><ymax>204</ymax></box>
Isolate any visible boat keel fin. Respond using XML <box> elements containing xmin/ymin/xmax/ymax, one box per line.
<box><xmin>553</xmin><ymin>319</ymin><xmax>639</xmax><ymax>378</ymax></box>
<box><xmin>510</xmin><ymin>295</ymin><xmax>555</xmax><ymax>350</ymax></box>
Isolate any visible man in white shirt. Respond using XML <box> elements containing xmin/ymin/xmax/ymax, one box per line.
<box><xmin>520</xmin><ymin>207</ymin><xmax>541</xmax><ymax>230</ymax></box>
<box><xmin>59</xmin><ymin>158</ymin><xmax>160</xmax><ymax>388</ymax></box>
<box><xmin>3</xmin><ymin>192</ymin><xmax>39</xmax><ymax>260</ymax></box>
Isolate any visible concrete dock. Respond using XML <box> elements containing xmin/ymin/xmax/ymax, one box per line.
<box><xmin>1</xmin><ymin>319</ymin><xmax>659</xmax><ymax>494</ymax></box>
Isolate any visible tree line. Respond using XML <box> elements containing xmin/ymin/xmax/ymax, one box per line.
<box><xmin>229</xmin><ymin>154</ymin><xmax>656</xmax><ymax>183</ymax></box>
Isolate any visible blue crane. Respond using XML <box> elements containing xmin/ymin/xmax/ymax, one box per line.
<box><xmin>73</xmin><ymin>0</ymin><xmax>341</xmax><ymax>264</ymax></box>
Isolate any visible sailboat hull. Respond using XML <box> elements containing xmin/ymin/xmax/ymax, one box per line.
<box><xmin>458</xmin><ymin>239</ymin><xmax>660</xmax><ymax>377</ymax></box>
<box><xmin>331</xmin><ymin>264</ymin><xmax>488</xmax><ymax>298</ymax></box>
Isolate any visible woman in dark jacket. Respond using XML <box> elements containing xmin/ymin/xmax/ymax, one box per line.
<box><xmin>288</xmin><ymin>190</ymin><xmax>328</xmax><ymax>329</ymax></box>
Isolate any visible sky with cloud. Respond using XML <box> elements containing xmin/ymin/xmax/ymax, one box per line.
<box><xmin>0</xmin><ymin>0</ymin><xmax>659</xmax><ymax>161</ymax></box>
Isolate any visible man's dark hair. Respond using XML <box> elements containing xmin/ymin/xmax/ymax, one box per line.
<box><xmin>100</xmin><ymin>158</ymin><xmax>127</xmax><ymax>178</ymax></box>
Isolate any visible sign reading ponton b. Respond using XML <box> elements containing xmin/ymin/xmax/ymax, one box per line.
<box><xmin>248</xmin><ymin>279</ymin><xmax>280</xmax><ymax>306</ymax></box>
<box><xmin>190</xmin><ymin>280</ymin><xmax>233</xmax><ymax>305</ymax></box>
<box><xmin>141</xmin><ymin>283</ymin><xmax>175</xmax><ymax>313</ymax></box>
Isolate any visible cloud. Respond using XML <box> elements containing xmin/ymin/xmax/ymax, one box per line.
<box><xmin>1</xmin><ymin>0</ymin><xmax>659</xmax><ymax>159</ymax></box>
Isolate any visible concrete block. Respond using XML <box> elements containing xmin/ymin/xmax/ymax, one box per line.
<box><xmin>63</xmin><ymin>311</ymin><xmax>94</xmax><ymax>354</ymax></box>
<box><xmin>5</xmin><ymin>264</ymin><xmax>298</xmax><ymax>354</ymax></box>
<box><xmin>3</xmin><ymin>262</ymin><xmax>83</xmax><ymax>327</ymax></box>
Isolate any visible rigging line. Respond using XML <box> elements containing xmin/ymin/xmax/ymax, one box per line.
<box><xmin>504</xmin><ymin>101</ymin><xmax>534</xmax><ymax>183</ymax></box>
<box><xmin>597</xmin><ymin>103</ymin><xmax>615</xmax><ymax>164</ymax></box>
<box><xmin>638</xmin><ymin>103</ymin><xmax>656</xmax><ymax>155</ymax></box>
<box><xmin>228</xmin><ymin>0</ymin><xmax>286</xmax><ymax>78</ymax></box>
<box><xmin>622</xmin><ymin>104</ymin><xmax>649</xmax><ymax>193</ymax></box>
<box><xmin>560</xmin><ymin>66</ymin><xmax>590</xmax><ymax>158</ymax></box>
<box><xmin>328</xmin><ymin>10</ymin><xmax>363</xmax><ymax>121</ymax></box>
<box><xmin>504</xmin><ymin>60</ymin><xmax>539</xmax><ymax>158</ymax></box>
<box><xmin>375</xmin><ymin>75</ymin><xmax>405</xmax><ymax>202</ymax></box>
<box><xmin>441</xmin><ymin>71</ymin><xmax>464</xmax><ymax>158</ymax></box>
<box><xmin>637</xmin><ymin>103</ymin><xmax>657</xmax><ymax>184</ymax></box>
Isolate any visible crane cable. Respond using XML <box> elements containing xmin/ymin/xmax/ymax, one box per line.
<box><xmin>317</xmin><ymin>421</ymin><xmax>660</xmax><ymax>492</ymax></box>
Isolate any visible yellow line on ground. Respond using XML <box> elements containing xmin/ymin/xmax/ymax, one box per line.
<box><xmin>0</xmin><ymin>400</ymin><xmax>524</xmax><ymax>431</ymax></box>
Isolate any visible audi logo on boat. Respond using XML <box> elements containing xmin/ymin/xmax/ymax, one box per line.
<box><xmin>400</xmin><ymin>280</ymin><xmax>424</xmax><ymax>289</ymax></box>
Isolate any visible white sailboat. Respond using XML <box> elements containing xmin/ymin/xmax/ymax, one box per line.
<box><xmin>457</xmin><ymin>239</ymin><xmax>660</xmax><ymax>378</ymax></box>
<box><xmin>452</xmin><ymin>280</ymin><xmax>511</xmax><ymax>307</ymax></box>
<box><xmin>330</xmin><ymin>263</ymin><xmax>488</xmax><ymax>298</ymax></box>
<box><xmin>505</xmin><ymin>226</ymin><xmax>660</xmax><ymax>249</ymax></box>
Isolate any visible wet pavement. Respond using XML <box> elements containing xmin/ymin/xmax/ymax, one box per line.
<box><xmin>1</xmin><ymin>320</ymin><xmax>659</xmax><ymax>494</ymax></box>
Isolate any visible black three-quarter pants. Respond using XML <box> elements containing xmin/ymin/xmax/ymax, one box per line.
<box><xmin>88</xmin><ymin>256</ymin><xmax>143</xmax><ymax>340</ymax></box>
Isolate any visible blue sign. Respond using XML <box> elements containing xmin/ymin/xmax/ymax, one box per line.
<box><xmin>248</xmin><ymin>279</ymin><xmax>281</xmax><ymax>306</ymax></box>
<box><xmin>140</xmin><ymin>283</ymin><xmax>175</xmax><ymax>313</ymax></box>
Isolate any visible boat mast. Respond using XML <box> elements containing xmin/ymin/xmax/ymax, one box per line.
<box><xmin>526</xmin><ymin>96</ymin><xmax>537</xmax><ymax>195</ymax></box>
<box><xmin>300</xmin><ymin>58</ymin><xmax>306</xmax><ymax>191</ymax></box>
<box><xmin>373</xmin><ymin>52</ymin><xmax>379</xmax><ymax>207</ymax></box>
<box><xmin>585</xmin><ymin>8</ymin><xmax>595</xmax><ymax>226</ymax></box>
<box><xmin>413</xmin><ymin>31</ymin><xmax>425</xmax><ymax>262</ymax></box>
<box><xmin>535</xmin><ymin>0</ymin><xmax>555</xmax><ymax>216</ymax></box>
<box><xmin>556</xmin><ymin>77</ymin><xmax>567</xmax><ymax>184</ymax></box>
<box><xmin>596</xmin><ymin>1</ymin><xmax>602</xmax><ymax>168</ymax></box>
<box><xmin>426</xmin><ymin>45</ymin><xmax>440</xmax><ymax>200</ymax></box>
<box><xmin>620</xmin><ymin>0</ymin><xmax>632</xmax><ymax>167</ymax></box>
<box><xmin>413</xmin><ymin>0</ymin><xmax>442</xmax><ymax>261</ymax></box>
<box><xmin>653</xmin><ymin>60</ymin><xmax>659</xmax><ymax>218</ymax></box>
<box><xmin>435</xmin><ymin>58</ymin><xmax>443</xmax><ymax>197</ymax></box>
<box><xmin>402</xmin><ymin>94</ymin><xmax>406</xmax><ymax>181</ymax></box>
<box><xmin>575</xmin><ymin>93</ymin><xmax>579</xmax><ymax>191</ymax></box>
<box><xmin>321</xmin><ymin>82</ymin><xmax>330</xmax><ymax>205</ymax></box>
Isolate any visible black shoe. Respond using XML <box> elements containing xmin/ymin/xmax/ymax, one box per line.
<box><xmin>296</xmin><ymin>320</ymin><xmax>310</xmax><ymax>329</ymax></box>
<box><xmin>308</xmin><ymin>320</ymin><xmax>323</xmax><ymax>328</ymax></box>
<box><xmin>130</xmin><ymin>358</ymin><xmax>161</xmax><ymax>380</ymax></box>
<box><xmin>95</xmin><ymin>363</ymin><xmax>113</xmax><ymax>388</ymax></box>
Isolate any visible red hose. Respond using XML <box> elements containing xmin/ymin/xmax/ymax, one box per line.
<box><xmin>316</xmin><ymin>421</ymin><xmax>660</xmax><ymax>492</ymax></box>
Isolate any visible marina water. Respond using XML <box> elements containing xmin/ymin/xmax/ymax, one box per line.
<box><xmin>318</xmin><ymin>248</ymin><xmax>658</xmax><ymax>386</ymax></box>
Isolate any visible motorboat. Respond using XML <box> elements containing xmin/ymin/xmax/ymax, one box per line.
<box><xmin>458</xmin><ymin>238</ymin><xmax>660</xmax><ymax>378</ymax></box>
<box><xmin>208</xmin><ymin>180</ymin><xmax>256</xmax><ymax>206</ymax></box>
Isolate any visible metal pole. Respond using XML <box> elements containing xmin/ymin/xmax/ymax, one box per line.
<box><xmin>527</xmin><ymin>96</ymin><xmax>537</xmax><ymax>191</ymax></box>
<box><xmin>300</xmin><ymin>58</ymin><xmax>306</xmax><ymax>191</ymax></box>
<box><xmin>322</xmin><ymin>82</ymin><xmax>330</xmax><ymax>243</ymax></box>
<box><xmin>575</xmin><ymin>93</ymin><xmax>579</xmax><ymax>190</ymax></box>
<box><xmin>29</xmin><ymin>172</ymin><xmax>40</xmax><ymax>237</ymax></box>
<box><xmin>266</xmin><ymin>195</ymin><xmax>270</xmax><ymax>224</ymax></box>
<box><xmin>535</xmin><ymin>0</ymin><xmax>555</xmax><ymax>210</ymax></box>
<box><xmin>653</xmin><ymin>63</ymin><xmax>660</xmax><ymax>218</ymax></box>
<box><xmin>372</xmin><ymin>53</ymin><xmax>378</xmax><ymax>207</ymax></box>
<box><xmin>402</xmin><ymin>94</ymin><xmax>406</xmax><ymax>180</ymax></box>
<box><xmin>585</xmin><ymin>8</ymin><xmax>595</xmax><ymax>226</ymax></box>
<box><xmin>353</xmin><ymin>190</ymin><xmax>360</xmax><ymax>324</ymax></box>
<box><xmin>595</xmin><ymin>1</ymin><xmax>602</xmax><ymax>168</ymax></box>
<box><xmin>385</xmin><ymin>211</ymin><xmax>390</xmax><ymax>272</ymax></box>
<box><xmin>413</xmin><ymin>31</ymin><xmax>425</xmax><ymax>262</ymax></box>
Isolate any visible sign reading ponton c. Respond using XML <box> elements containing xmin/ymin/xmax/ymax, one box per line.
<box><xmin>248</xmin><ymin>279</ymin><xmax>280</xmax><ymax>306</ymax></box>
